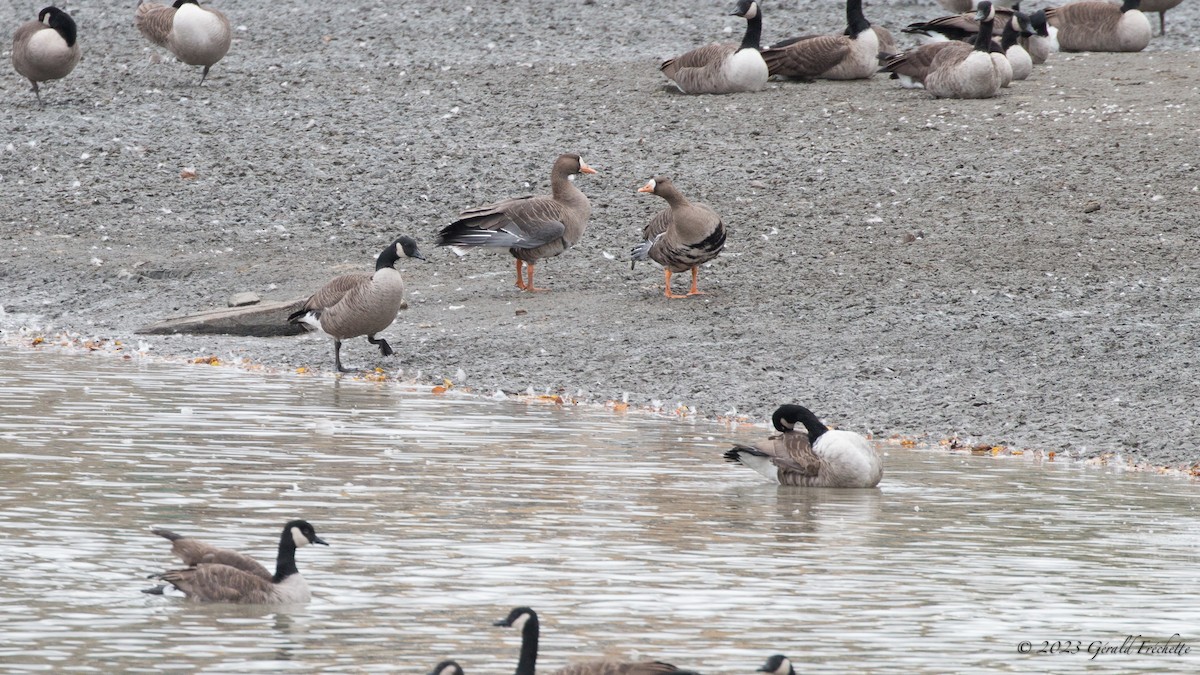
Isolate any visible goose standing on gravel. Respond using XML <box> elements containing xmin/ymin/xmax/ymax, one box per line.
<box><xmin>436</xmin><ymin>153</ymin><xmax>596</xmax><ymax>292</ymax></box>
<box><xmin>11</xmin><ymin>6</ymin><xmax>80</xmax><ymax>104</ymax></box>
<box><xmin>1045</xmin><ymin>0</ymin><xmax>1151</xmax><ymax>52</ymax></box>
<box><xmin>762</xmin><ymin>0</ymin><xmax>891</xmax><ymax>80</ymax></box>
<box><xmin>494</xmin><ymin>607</ymin><xmax>702</xmax><ymax>675</ymax></box>
<box><xmin>135</xmin><ymin>0</ymin><xmax>231</xmax><ymax>83</ymax></box>
<box><xmin>145</xmin><ymin>520</ymin><xmax>328</xmax><ymax>604</ymax></box>
<box><xmin>724</xmin><ymin>404</ymin><xmax>883</xmax><ymax>487</ymax></box>
<box><xmin>1021</xmin><ymin>9</ymin><xmax>1059</xmax><ymax>63</ymax></box>
<box><xmin>288</xmin><ymin>236</ymin><xmax>426</xmax><ymax>373</ymax></box>
<box><xmin>630</xmin><ymin>177</ymin><xmax>726</xmax><ymax>299</ymax></box>
<box><xmin>660</xmin><ymin>0</ymin><xmax>767</xmax><ymax>94</ymax></box>
<box><xmin>757</xmin><ymin>655</ymin><xmax>796</xmax><ymax>675</ymax></box>
<box><xmin>1139</xmin><ymin>0</ymin><xmax>1184</xmax><ymax>35</ymax></box>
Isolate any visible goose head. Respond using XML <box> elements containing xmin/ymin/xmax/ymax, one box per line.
<box><xmin>428</xmin><ymin>660</ymin><xmax>464</xmax><ymax>675</ymax></box>
<box><xmin>285</xmin><ymin>520</ymin><xmax>328</xmax><ymax>548</ymax></box>
<box><xmin>731</xmin><ymin>0</ymin><xmax>759</xmax><ymax>20</ymax></box>
<box><xmin>1014</xmin><ymin>12</ymin><xmax>1034</xmax><ymax>38</ymax></box>
<box><xmin>554</xmin><ymin>153</ymin><xmax>598</xmax><ymax>178</ymax></box>
<box><xmin>395</xmin><ymin>235</ymin><xmax>427</xmax><ymax>262</ymax></box>
<box><xmin>172</xmin><ymin>0</ymin><xmax>201</xmax><ymax>8</ymax></box>
<box><xmin>1028</xmin><ymin>9</ymin><xmax>1050</xmax><ymax>37</ymax></box>
<box><xmin>38</xmin><ymin>6</ymin><xmax>78</xmax><ymax>46</ymax></box>
<box><xmin>975</xmin><ymin>1</ymin><xmax>995</xmax><ymax>23</ymax></box>
<box><xmin>494</xmin><ymin>606</ymin><xmax>539</xmax><ymax>631</ymax></box>
<box><xmin>758</xmin><ymin>654</ymin><xmax>796</xmax><ymax>675</ymax></box>
<box><xmin>637</xmin><ymin>176</ymin><xmax>675</xmax><ymax>196</ymax></box>
<box><xmin>771</xmin><ymin>404</ymin><xmax>830</xmax><ymax>441</ymax></box>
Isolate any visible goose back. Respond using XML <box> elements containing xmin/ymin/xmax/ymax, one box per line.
<box><xmin>1047</xmin><ymin>0</ymin><xmax>1151</xmax><ymax>52</ymax></box>
<box><xmin>298</xmin><ymin>269</ymin><xmax>407</xmax><ymax>340</ymax></box>
<box><xmin>134</xmin><ymin>2</ymin><xmax>175</xmax><ymax>47</ymax></box>
<box><xmin>152</xmin><ymin>527</ymin><xmax>272</xmax><ymax>579</ymax></box>
<box><xmin>636</xmin><ymin>178</ymin><xmax>726</xmax><ymax>274</ymax></box>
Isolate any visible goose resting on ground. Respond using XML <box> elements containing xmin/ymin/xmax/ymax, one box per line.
<box><xmin>288</xmin><ymin>236</ymin><xmax>426</xmax><ymax>373</ymax></box>
<box><xmin>725</xmin><ymin>404</ymin><xmax>883</xmax><ymax>487</ymax></box>
<box><xmin>761</xmin><ymin>0</ymin><xmax>892</xmax><ymax>80</ymax></box>
<box><xmin>1045</xmin><ymin>0</ymin><xmax>1151</xmax><ymax>52</ymax></box>
<box><xmin>144</xmin><ymin>520</ymin><xmax>328</xmax><ymax>604</ymax></box>
<box><xmin>11</xmin><ymin>6</ymin><xmax>80</xmax><ymax>104</ymax></box>
<box><xmin>660</xmin><ymin>0</ymin><xmax>768</xmax><ymax>94</ymax></box>
<box><xmin>436</xmin><ymin>154</ymin><xmax>596</xmax><ymax>292</ymax></box>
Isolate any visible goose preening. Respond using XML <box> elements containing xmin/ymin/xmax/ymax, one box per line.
<box><xmin>288</xmin><ymin>236</ymin><xmax>426</xmax><ymax>373</ymax></box>
<box><xmin>1045</xmin><ymin>0</ymin><xmax>1152</xmax><ymax>52</ymax></box>
<box><xmin>762</xmin><ymin>0</ymin><xmax>892</xmax><ymax>80</ymax></box>
<box><xmin>630</xmin><ymin>177</ymin><xmax>726</xmax><ymax>299</ymax></box>
<box><xmin>1021</xmin><ymin>9</ymin><xmax>1059</xmax><ymax>64</ymax></box>
<box><xmin>659</xmin><ymin>0</ymin><xmax>767</xmax><ymax>94</ymax></box>
<box><xmin>724</xmin><ymin>404</ymin><xmax>883</xmax><ymax>488</ymax></box>
<box><xmin>145</xmin><ymin>520</ymin><xmax>328</xmax><ymax>604</ymax></box>
<box><xmin>1139</xmin><ymin>0</ymin><xmax>1184</xmax><ymax>35</ymax></box>
<box><xmin>494</xmin><ymin>607</ymin><xmax>703</xmax><ymax>675</ymax></box>
<box><xmin>757</xmin><ymin>655</ymin><xmax>796</xmax><ymax>675</ymax></box>
<box><xmin>11</xmin><ymin>6</ymin><xmax>80</xmax><ymax>104</ymax></box>
<box><xmin>429</xmin><ymin>661</ymin><xmax>465</xmax><ymax>675</ymax></box>
<box><xmin>436</xmin><ymin>154</ymin><xmax>596</xmax><ymax>292</ymax></box>
<box><xmin>135</xmin><ymin>0</ymin><xmax>232</xmax><ymax>83</ymax></box>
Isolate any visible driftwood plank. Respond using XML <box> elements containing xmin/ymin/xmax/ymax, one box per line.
<box><xmin>137</xmin><ymin>298</ymin><xmax>308</xmax><ymax>337</ymax></box>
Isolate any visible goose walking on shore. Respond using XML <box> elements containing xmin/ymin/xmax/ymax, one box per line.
<box><xmin>725</xmin><ymin>404</ymin><xmax>883</xmax><ymax>487</ymax></box>
<box><xmin>145</xmin><ymin>520</ymin><xmax>328</xmax><ymax>604</ymax></box>
<box><xmin>437</xmin><ymin>154</ymin><xmax>596</xmax><ymax>292</ymax></box>
<box><xmin>135</xmin><ymin>0</ymin><xmax>231</xmax><ymax>83</ymax></box>
<box><xmin>630</xmin><ymin>177</ymin><xmax>726</xmax><ymax>299</ymax></box>
<box><xmin>11</xmin><ymin>6</ymin><xmax>80</xmax><ymax>104</ymax></box>
<box><xmin>288</xmin><ymin>236</ymin><xmax>426</xmax><ymax>373</ymax></box>
<box><xmin>660</xmin><ymin>0</ymin><xmax>768</xmax><ymax>94</ymax></box>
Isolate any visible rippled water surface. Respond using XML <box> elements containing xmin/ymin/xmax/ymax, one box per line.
<box><xmin>1</xmin><ymin>349</ymin><xmax>1197</xmax><ymax>673</ymax></box>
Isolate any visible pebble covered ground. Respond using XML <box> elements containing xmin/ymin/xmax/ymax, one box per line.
<box><xmin>2</xmin><ymin>0</ymin><xmax>1199</xmax><ymax>470</ymax></box>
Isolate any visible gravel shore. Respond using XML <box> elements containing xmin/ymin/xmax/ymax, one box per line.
<box><xmin>3</xmin><ymin>0</ymin><xmax>1200</xmax><ymax>470</ymax></box>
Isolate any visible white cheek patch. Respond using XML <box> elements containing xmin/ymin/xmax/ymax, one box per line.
<box><xmin>291</xmin><ymin>526</ymin><xmax>309</xmax><ymax>548</ymax></box>
<box><xmin>743</xmin><ymin>3</ymin><xmax>758</xmax><ymax>20</ymax></box>
<box><xmin>775</xmin><ymin>658</ymin><xmax>792</xmax><ymax>675</ymax></box>
<box><xmin>510</xmin><ymin>612</ymin><xmax>531</xmax><ymax>631</ymax></box>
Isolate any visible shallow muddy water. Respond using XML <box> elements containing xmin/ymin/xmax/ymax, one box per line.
<box><xmin>0</xmin><ymin>349</ymin><xmax>1196</xmax><ymax>673</ymax></box>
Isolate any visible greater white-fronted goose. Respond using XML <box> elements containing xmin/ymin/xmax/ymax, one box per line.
<box><xmin>1046</xmin><ymin>0</ymin><xmax>1151</xmax><ymax>52</ymax></box>
<box><xmin>145</xmin><ymin>520</ymin><xmax>328</xmax><ymax>604</ymax></box>
<box><xmin>436</xmin><ymin>153</ymin><xmax>596</xmax><ymax>292</ymax></box>
<box><xmin>135</xmin><ymin>0</ymin><xmax>231</xmax><ymax>83</ymax></box>
<box><xmin>630</xmin><ymin>177</ymin><xmax>726</xmax><ymax>299</ymax></box>
<box><xmin>757</xmin><ymin>655</ymin><xmax>796</xmax><ymax>675</ymax></box>
<box><xmin>724</xmin><ymin>404</ymin><xmax>883</xmax><ymax>488</ymax></box>
<box><xmin>494</xmin><ymin>607</ymin><xmax>702</xmax><ymax>675</ymax></box>
<box><xmin>660</xmin><ymin>0</ymin><xmax>768</xmax><ymax>94</ymax></box>
<box><xmin>1139</xmin><ymin>0</ymin><xmax>1183</xmax><ymax>35</ymax></box>
<box><xmin>429</xmin><ymin>661</ymin><xmax>465</xmax><ymax>675</ymax></box>
<box><xmin>288</xmin><ymin>236</ymin><xmax>426</xmax><ymax>373</ymax></box>
<box><xmin>1021</xmin><ymin>9</ymin><xmax>1059</xmax><ymax>63</ymax></box>
<box><xmin>762</xmin><ymin>0</ymin><xmax>889</xmax><ymax>80</ymax></box>
<box><xmin>11</xmin><ymin>6</ymin><xmax>80</xmax><ymax>104</ymax></box>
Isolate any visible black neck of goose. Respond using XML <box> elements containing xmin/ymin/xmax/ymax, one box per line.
<box><xmin>273</xmin><ymin>531</ymin><xmax>299</xmax><ymax>583</ymax></box>
<box><xmin>376</xmin><ymin>243</ymin><xmax>401</xmax><ymax>271</ymax></box>
<box><xmin>513</xmin><ymin>615</ymin><xmax>539</xmax><ymax>675</ymax></box>
<box><xmin>974</xmin><ymin>17</ymin><xmax>994</xmax><ymax>52</ymax></box>
<box><xmin>1119</xmin><ymin>0</ymin><xmax>1140</xmax><ymax>11</ymax></box>
<box><xmin>1000</xmin><ymin>16</ymin><xmax>1018</xmax><ymax>48</ymax></box>
<box><xmin>740</xmin><ymin>9</ymin><xmax>763</xmax><ymax>51</ymax></box>
<box><xmin>794</xmin><ymin>407</ymin><xmax>830</xmax><ymax>443</ymax></box>
<box><xmin>845</xmin><ymin>0</ymin><xmax>871</xmax><ymax>37</ymax></box>
<box><xmin>46</xmin><ymin>11</ymin><xmax>78</xmax><ymax>47</ymax></box>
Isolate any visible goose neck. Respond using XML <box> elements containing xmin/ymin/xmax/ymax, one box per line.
<box><xmin>375</xmin><ymin>243</ymin><xmax>401</xmax><ymax>271</ymax></box>
<box><xmin>740</xmin><ymin>8</ymin><xmax>763</xmax><ymax>51</ymax></box>
<box><xmin>845</xmin><ymin>0</ymin><xmax>871</xmax><ymax>37</ymax></box>
<box><xmin>514</xmin><ymin>615</ymin><xmax>539</xmax><ymax>675</ymax></box>
<box><xmin>273</xmin><ymin>532</ymin><xmax>299</xmax><ymax>583</ymax></box>
<box><xmin>1120</xmin><ymin>0</ymin><xmax>1141</xmax><ymax>12</ymax></box>
<box><xmin>974</xmin><ymin>17</ymin><xmax>994</xmax><ymax>52</ymax></box>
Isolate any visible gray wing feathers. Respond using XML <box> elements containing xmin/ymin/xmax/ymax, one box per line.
<box><xmin>153</xmin><ymin>528</ymin><xmax>273</xmax><ymax>579</ymax></box>
<box><xmin>642</xmin><ymin>209</ymin><xmax>673</xmax><ymax>241</ymax></box>
<box><xmin>158</xmin><ymin>564</ymin><xmax>278</xmax><ymax>604</ymax></box>
<box><xmin>763</xmin><ymin>35</ymin><xmax>850</xmax><ymax>78</ymax></box>
<box><xmin>135</xmin><ymin>2</ymin><xmax>175</xmax><ymax>47</ymax></box>
<box><xmin>447</xmin><ymin>196</ymin><xmax>569</xmax><ymax>249</ymax></box>
<box><xmin>301</xmin><ymin>273</ymin><xmax>372</xmax><ymax>313</ymax></box>
<box><xmin>660</xmin><ymin>42</ymin><xmax>739</xmax><ymax>92</ymax></box>
<box><xmin>554</xmin><ymin>661</ymin><xmax>697</xmax><ymax>675</ymax></box>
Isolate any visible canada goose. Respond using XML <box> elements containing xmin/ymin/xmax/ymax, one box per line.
<box><xmin>145</xmin><ymin>520</ymin><xmax>328</xmax><ymax>604</ymax></box>
<box><xmin>11</xmin><ymin>6</ymin><xmax>80</xmax><ymax>104</ymax></box>
<box><xmin>757</xmin><ymin>655</ymin><xmax>795</xmax><ymax>675</ymax></box>
<box><xmin>901</xmin><ymin>3</ymin><xmax>1021</xmax><ymax>43</ymax></box>
<box><xmin>288</xmin><ymin>236</ymin><xmax>426</xmax><ymax>373</ymax></box>
<box><xmin>981</xmin><ymin>27</ymin><xmax>1014</xmax><ymax>88</ymax></box>
<box><xmin>923</xmin><ymin>1</ymin><xmax>1003</xmax><ymax>98</ymax></box>
<box><xmin>724</xmin><ymin>404</ymin><xmax>883</xmax><ymax>488</ymax></box>
<box><xmin>998</xmin><ymin>14</ymin><xmax>1034</xmax><ymax>80</ymax></box>
<box><xmin>494</xmin><ymin>607</ymin><xmax>703</xmax><ymax>675</ymax></box>
<box><xmin>659</xmin><ymin>0</ymin><xmax>767</xmax><ymax>94</ymax></box>
<box><xmin>1045</xmin><ymin>0</ymin><xmax>1151</xmax><ymax>52</ymax></box>
<box><xmin>436</xmin><ymin>154</ymin><xmax>596</xmax><ymax>292</ymax></box>
<box><xmin>1021</xmin><ymin>9</ymin><xmax>1059</xmax><ymax>64</ymax></box>
<box><xmin>429</xmin><ymin>661</ymin><xmax>465</xmax><ymax>675</ymax></box>
<box><xmin>878</xmin><ymin>41</ymin><xmax>958</xmax><ymax>88</ymax></box>
<box><xmin>761</xmin><ymin>0</ymin><xmax>888</xmax><ymax>80</ymax></box>
<box><xmin>630</xmin><ymin>177</ymin><xmax>726</xmax><ymax>299</ymax></box>
<box><xmin>134</xmin><ymin>0</ymin><xmax>231</xmax><ymax>83</ymax></box>
<box><xmin>1139</xmin><ymin>0</ymin><xmax>1183</xmax><ymax>35</ymax></box>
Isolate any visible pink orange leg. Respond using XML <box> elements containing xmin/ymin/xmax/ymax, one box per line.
<box><xmin>525</xmin><ymin>263</ymin><xmax>549</xmax><ymax>292</ymax></box>
<box><xmin>686</xmin><ymin>266</ymin><xmax>707</xmax><ymax>296</ymax></box>
<box><xmin>515</xmin><ymin>259</ymin><xmax>527</xmax><ymax>290</ymax></box>
<box><xmin>664</xmin><ymin>270</ymin><xmax>688</xmax><ymax>299</ymax></box>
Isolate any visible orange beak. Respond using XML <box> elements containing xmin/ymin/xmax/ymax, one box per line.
<box><xmin>637</xmin><ymin>180</ymin><xmax>655</xmax><ymax>193</ymax></box>
<box><xmin>579</xmin><ymin>161</ymin><xmax>598</xmax><ymax>175</ymax></box>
